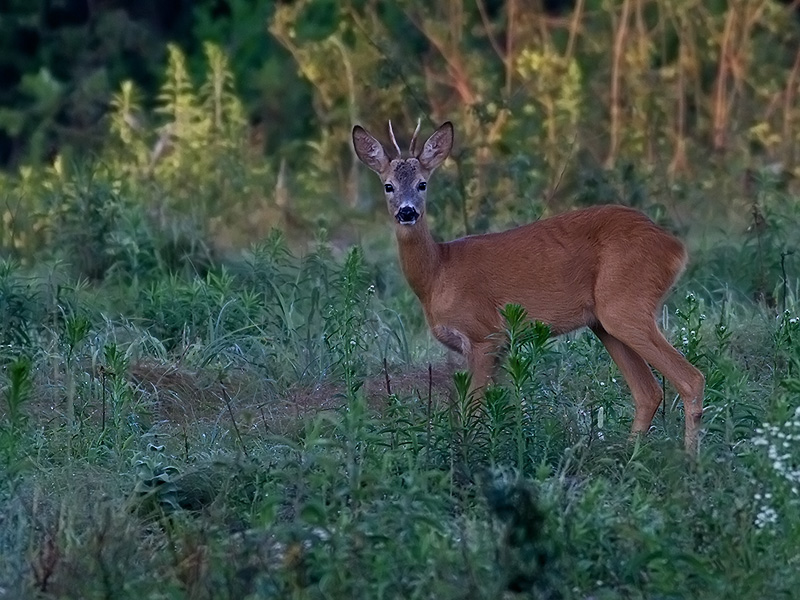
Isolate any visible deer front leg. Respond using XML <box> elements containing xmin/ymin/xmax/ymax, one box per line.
<box><xmin>432</xmin><ymin>325</ymin><xmax>471</xmax><ymax>355</ymax></box>
<box><xmin>431</xmin><ymin>325</ymin><xmax>497</xmax><ymax>399</ymax></box>
<box><xmin>466</xmin><ymin>341</ymin><xmax>497</xmax><ymax>398</ymax></box>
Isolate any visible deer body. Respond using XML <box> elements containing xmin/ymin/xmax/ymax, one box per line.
<box><xmin>353</xmin><ymin>121</ymin><xmax>704</xmax><ymax>453</ymax></box>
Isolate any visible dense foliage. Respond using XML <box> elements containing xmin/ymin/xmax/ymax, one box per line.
<box><xmin>1</xmin><ymin>1</ymin><xmax>800</xmax><ymax>598</ymax></box>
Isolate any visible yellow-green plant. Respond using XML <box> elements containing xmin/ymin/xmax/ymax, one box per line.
<box><xmin>515</xmin><ymin>46</ymin><xmax>582</xmax><ymax>180</ymax></box>
<box><xmin>108</xmin><ymin>80</ymin><xmax>150</xmax><ymax>174</ymax></box>
<box><xmin>106</xmin><ymin>43</ymin><xmax>270</xmax><ymax>236</ymax></box>
<box><xmin>153</xmin><ymin>43</ymin><xmax>205</xmax><ymax>183</ymax></box>
<box><xmin>619</xmin><ymin>25</ymin><xmax>658</xmax><ymax>165</ymax></box>
<box><xmin>270</xmin><ymin>1</ymin><xmax>391</xmax><ymax>208</ymax></box>
<box><xmin>200</xmin><ymin>42</ymin><xmax>246</xmax><ymax>142</ymax></box>
<box><xmin>108</xmin><ymin>43</ymin><xmax>249</xmax><ymax>189</ymax></box>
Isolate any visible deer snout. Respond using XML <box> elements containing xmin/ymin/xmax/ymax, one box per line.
<box><xmin>395</xmin><ymin>204</ymin><xmax>420</xmax><ymax>225</ymax></box>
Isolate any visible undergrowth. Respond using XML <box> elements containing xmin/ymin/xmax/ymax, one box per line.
<box><xmin>1</xmin><ymin>19</ymin><xmax>800</xmax><ymax>597</ymax></box>
<box><xmin>1</xmin><ymin>212</ymin><xmax>799</xmax><ymax>599</ymax></box>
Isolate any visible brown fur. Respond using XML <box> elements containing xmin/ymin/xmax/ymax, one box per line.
<box><xmin>353</xmin><ymin>121</ymin><xmax>704</xmax><ymax>453</ymax></box>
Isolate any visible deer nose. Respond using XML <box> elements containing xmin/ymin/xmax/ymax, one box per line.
<box><xmin>396</xmin><ymin>205</ymin><xmax>419</xmax><ymax>225</ymax></box>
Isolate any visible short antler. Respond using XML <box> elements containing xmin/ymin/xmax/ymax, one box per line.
<box><xmin>409</xmin><ymin>118</ymin><xmax>421</xmax><ymax>155</ymax></box>
<box><xmin>387</xmin><ymin>121</ymin><xmax>402</xmax><ymax>158</ymax></box>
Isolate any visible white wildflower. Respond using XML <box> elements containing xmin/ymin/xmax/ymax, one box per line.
<box><xmin>755</xmin><ymin>505</ymin><xmax>778</xmax><ymax>529</ymax></box>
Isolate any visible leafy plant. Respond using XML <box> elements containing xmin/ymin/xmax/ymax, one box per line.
<box><xmin>0</xmin><ymin>259</ymin><xmax>34</xmax><ymax>352</ymax></box>
<box><xmin>3</xmin><ymin>354</ymin><xmax>32</xmax><ymax>430</ymax></box>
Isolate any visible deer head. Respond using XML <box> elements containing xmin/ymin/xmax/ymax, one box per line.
<box><xmin>352</xmin><ymin>121</ymin><xmax>454</xmax><ymax>226</ymax></box>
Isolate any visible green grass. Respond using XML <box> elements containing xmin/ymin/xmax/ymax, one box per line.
<box><xmin>3</xmin><ymin>12</ymin><xmax>800</xmax><ymax>595</ymax></box>
<box><xmin>1</xmin><ymin>219</ymin><xmax>799</xmax><ymax>600</ymax></box>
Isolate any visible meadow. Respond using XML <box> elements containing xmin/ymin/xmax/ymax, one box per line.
<box><xmin>2</xmin><ymin>2</ymin><xmax>800</xmax><ymax>597</ymax></box>
<box><xmin>1</xmin><ymin>157</ymin><xmax>799</xmax><ymax>599</ymax></box>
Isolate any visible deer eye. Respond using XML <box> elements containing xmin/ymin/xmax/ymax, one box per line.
<box><xmin>384</xmin><ymin>183</ymin><xmax>394</xmax><ymax>193</ymax></box>
<box><xmin>417</xmin><ymin>182</ymin><xmax>427</xmax><ymax>191</ymax></box>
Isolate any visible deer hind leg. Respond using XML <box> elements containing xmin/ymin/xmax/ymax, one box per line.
<box><xmin>597</xmin><ymin>312</ymin><xmax>705</xmax><ymax>453</ymax></box>
<box><xmin>591</xmin><ymin>325</ymin><xmax>663</xmax><ymax>436</ymax></box>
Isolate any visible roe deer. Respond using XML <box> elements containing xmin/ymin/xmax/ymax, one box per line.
<box><xmin>352</xmin><ymin>120</ymin><xmax>705</xmax><ymax>453</ymax></box>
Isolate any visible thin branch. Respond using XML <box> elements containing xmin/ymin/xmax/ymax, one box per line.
<box><xmin>221</xmin><ymin>380</ymin><xmax>249</xmax><ymax>458</ymax></box>
<box><xmin>347</xmin><ymin>7</ymin><xmax>430</xmax><ymax>119</ymax></box>
<box><xmin>545</xmin><ymin>132</ymin><xmax>578</xmax><ymax>207</ymax></box>
<box><xmin>783</xmin><ymin>47</ymin><xmax>800</xmax><ymax>166</ymax></box>
<box><xmin>403</xmin><ymin>7</ymin><xmax>476</xmax><ymax>105</ymax></box>
<box><xmin>712</xmin><ymin>6</ymin><xmax>736</xmax><ymax>152</ymax></box>
<box><xmin>383</xmin><ymin>357</ymin><xmax>393</xmax><ymax>398</ymax></box>
<box><xmin>475</xmin><ymin>0</ymin><xmax>506</xmax><ymax>65</ymax></box>
<box><xmin>606</xmin><ymin>0</ymin><xmax>632</xmax><ymax>168</ymax></box>
<box><xmin>565</xmin><ymin>0</ymin><xmax>585</xmax><ymax>63</ymax></box>
<box><xmin>744</xmin><ymin>0</ymin><xmax>770</xmax><ymax>31</ymax></box>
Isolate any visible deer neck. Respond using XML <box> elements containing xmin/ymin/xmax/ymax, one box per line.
<box><xmin>395</xmin><ymin>216</ymin><xmax>441</xmax><ymax>301</ymax></box>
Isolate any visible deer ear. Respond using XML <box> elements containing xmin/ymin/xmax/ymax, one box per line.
<box><xmin>353</xmin><ymin>126</ymin><xmax>390</xmax><ymax>173</ymax></box>
<box><xmin>418</xmin><ymin>121</ymin><xmax>453</xmax><ymax>171</ymax></box>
